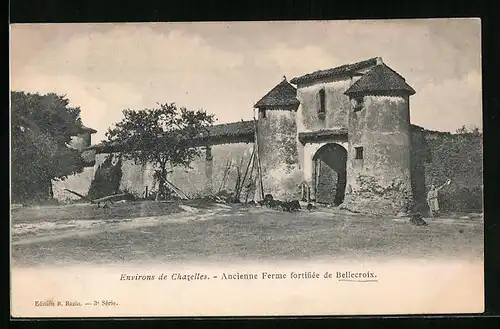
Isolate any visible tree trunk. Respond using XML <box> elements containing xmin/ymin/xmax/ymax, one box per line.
<box><xmin>155</xmin><ymin>168</ymin><xmax>166</xmax><ymax>201</ymax></box>
<box><xmin>48</xmin><ymin>179</ymin><xmax>54</xmax><ymax>199</ymax></box>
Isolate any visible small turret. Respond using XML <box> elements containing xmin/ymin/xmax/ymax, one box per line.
<box><xmin>254</xmin><ymin>78</ymin><xmax>301</xmax><ymax>200</ymax></box>
<box><xmin>343</xmin><ymin>63</ymin><xmax>416</xmax><ymax>215</ymax></box>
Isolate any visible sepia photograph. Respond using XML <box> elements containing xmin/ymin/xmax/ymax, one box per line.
<box><xmin>10</xmin><ymin>19</ymin><xmax>483</xmax><ymax>317</ymax></box>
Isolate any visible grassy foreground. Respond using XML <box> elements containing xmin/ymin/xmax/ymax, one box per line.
<box><xmin>10</xmin><ymin>200</ymin><xmax>484</xmax><ymax>267</ymax></box>
<box><xmin>9</xmin><ymin>199</ymin><xmax>225</xmax><ymax>224</ymax></box>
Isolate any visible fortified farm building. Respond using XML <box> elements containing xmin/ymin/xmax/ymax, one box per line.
<box><xmin>53</xmin><ymin>57</ymin><xmax>419</xmax><ymax>216</ymax></box>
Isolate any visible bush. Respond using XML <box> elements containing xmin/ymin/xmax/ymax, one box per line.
<box><xmin>88</xmin><ymin>155</ymin><xmax>123</xmax><ymax>200</ymax></box>
<box><xmin>440</xmin><ymin>186</ymin><xmax>483</xmax><ymax>212</ymax></box>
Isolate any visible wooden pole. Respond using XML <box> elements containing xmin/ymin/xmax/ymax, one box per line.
<box><xmin>245</xmin><ymin>149</ymin><xmax>257</xmax><ymax>203</ymax></box>
<box><xmin>253</xmin><ymin>115</ymin><xmax>265</xmax><ymax>199</ymax></box>
<box><xmin>218</xmin><ymin>159</ymin><xmax>231</xmax><ymax>193</ymax></box>
<box><xmin>163</xmin><ymin>177</ymin><xmax>189</xmax><ymax>200</ymax></box>
<box><xmin>205</xmin><ymin>146</ymin><xmax>213</xmax><ymax>195</ymax></box>
<box><xmin>237</xmin><ymin>146</ymin><xmax>255</xmax><ymax>198</ymax></box>
<box><xmin>234</xmin><ymin>156</ymin><xmax>245</xmax><ymax>194</ymax></box>
<box><xmin>257</xmin><ymin>155</ymin><xmax>265</xmax><ymax>199</ymax></box>
<box><xmin>235</xmin><ymin>167</ymin><xmax>241</xmax><ymax>195</ymax></box>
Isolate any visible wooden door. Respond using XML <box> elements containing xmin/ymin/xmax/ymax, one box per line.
<box><xmin>314</xmin><ymin>158</ymin><xmax>339</xmax><ymax>204</ymax></box>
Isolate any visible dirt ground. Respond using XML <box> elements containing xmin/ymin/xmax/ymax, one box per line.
<box><xmin>10</xmin><ymin>201</ymin><xmax>484</xmax><ymax>267</ymax></box>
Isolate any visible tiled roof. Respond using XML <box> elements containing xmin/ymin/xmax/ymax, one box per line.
<box><xmin>77</xmin><ymin>125</ymin><xmax>97</xmax><ymax>134</ymax></box>
<box><xmin>254</xmin><ymin>78</ymin><xmax>300</xmax><ymax>108</ymax></box>
<box><xmin>290</xmin><ymin>57</ymin><xmax>380</xmax><ymax>85</ymax></box>
<box><xmin>88</xmin><ymin>120</ymin><xmax>256</xmax><ymax>153</ymax></box>
<box><xmin>344</xmin><ymin>64</ymin><xmax>416</xmax><ymax>96</ymax></box>
<box><xmin>200</xmin><ymin>120</ymin><xmax>254</xmax><ymax>139</ymax></box>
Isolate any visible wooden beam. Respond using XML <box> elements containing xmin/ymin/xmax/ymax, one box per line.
<box><xmin>253</xmin><ymin>117</ymin><xmax>265</xmax><ymax>199</ymax></box>
<box><xmin>236</xmin><ymin>145</ymin><xmax>255</xmax><ymax>199</ymax></box>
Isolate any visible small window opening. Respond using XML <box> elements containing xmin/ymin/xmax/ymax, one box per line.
<box><xmin>355</xmin><ymin>147</ymin><xmax>364</xmax><ymax>160</ymax></box>
<box><xmin>259</xmin><ymin>108</ymin><xmax>266</xmax><ymax>119</ymax></box>
<box><xmin>352</xmin><ymin>96</ymin><xmax>364</xmax><ymax>112</ymax></box>
<box><xmin>205</xmin><ymin>146</ymin><xmax>213</xmax><ymax>161</ymax></box>
<box><xmin>318</xmin><ymin>89</ymin><xmax>326</xmax><ymax>117</ymax></box>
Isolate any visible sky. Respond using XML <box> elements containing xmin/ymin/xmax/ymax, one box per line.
<box><xmin>10</xmin><ymin>19</ymin><xmax>482</xmax><ymax>143</ymax></box>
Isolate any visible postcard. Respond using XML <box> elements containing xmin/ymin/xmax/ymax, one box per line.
<box><xmin>10</xmin><ymin>19</ymin><xmax>483</xmax><ymax>317</ymax></box>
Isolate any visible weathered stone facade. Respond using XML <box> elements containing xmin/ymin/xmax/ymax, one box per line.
<box><xmin>53</xmin><ymin>57</ymin><xmax>427</xmax><ymax>216</ymax></box>
<box><xmin>256</xmin><ymin>110</ymin><xmax>300</xmax><ymax>200</ymax></box>
<box><xmin>344</xmin><ymin>95</ymin><xmax>413</xmax><ymax>215</ymax></box>
<box><xmin>294</xmin><ymin>76</ymin><xmax>352</xmax><ymax>204</ymax></box>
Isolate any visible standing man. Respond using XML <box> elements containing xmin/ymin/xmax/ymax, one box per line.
<box><xmin>427</xmin><ymin>178</ymin><xmax>451</xmax><ymax>217</ymax></box>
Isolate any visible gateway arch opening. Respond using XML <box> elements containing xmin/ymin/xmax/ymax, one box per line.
<box><xmin>312</xmin><ymin>143</ymin><xmax>347</xmax><ymax>206</ymax></box>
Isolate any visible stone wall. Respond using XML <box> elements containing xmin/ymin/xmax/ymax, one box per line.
<box><xmin>52</xmin><ymin>167</ymin><xmax>95</xmax><ymax>202</ymax></box>
<box><xmin>83</xmin><ymin>143</ymin><xmax>254</xmax><ymax>200</ymax></box>
<box><xmin>168</xmin><ymin>142</ymin><xmax>254</xmax><ymax>198</ymax></box>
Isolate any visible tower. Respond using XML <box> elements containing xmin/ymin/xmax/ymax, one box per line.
<box><xmin>343</xmin><ymin>63</ymin><xmax>416</xmax><ymax>215</ymax></box>
<box><xmin>253</xmin><ymin>77</ymin><xmax>301</xmax><ymax>200</ymax></box>
<box><xmin>69</xmin><ymin>125</ymin><xmax>97</xmax><ymax>150</ymax></box>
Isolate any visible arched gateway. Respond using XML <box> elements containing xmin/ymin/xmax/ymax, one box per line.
<box><xmin>312</xmin><ymin>143</ymin><xmax>347</xmax><ymax>206</ymax></box>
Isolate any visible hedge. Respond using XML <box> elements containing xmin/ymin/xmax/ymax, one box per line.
<box><xmin>410</xmin><ymin>125</ymin><xmax>483</xmax><ymax>214</ymax></box>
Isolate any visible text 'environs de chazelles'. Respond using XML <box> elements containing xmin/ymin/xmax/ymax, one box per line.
<box><xmin>119</xmin><ymin>271</ymin><xmax>378</xmax><ymax>282</ymax></box>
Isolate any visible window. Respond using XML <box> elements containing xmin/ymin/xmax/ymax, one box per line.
<box><xmin>355</xmin><ymin>147</ymin><xmax>364</xmax><ymax>160</ymax></box>
<box><xmin>352</xmin><ymin>96</ymin><xmax>364</xmax><ymax>112</ymax></box>
<box><xmin>205</xmin><ymin>146</ymin><xmax>213</xmax><ymax>161</ymax></box>
<box><xmin>318</xmin><ymin>89</ymin><xmax>326</xmax><ymax>118</ymax></box>
<box><xmin>259</xmin><ymin>108</ymin><xmax>266</xmax><ymax>119</ymax></box>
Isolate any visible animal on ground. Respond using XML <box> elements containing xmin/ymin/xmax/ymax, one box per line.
<box><xmin>263</xmin><ymin>194</ymin><xmax>274</xmax><ymax>202</ymax></box>
<box><xmin>306</xmin><ymin>203</ymin><xmax>316</xmax><ymax>211</ymax></box>
<box><xmin>281</xmin><ymin>200</ymin><xmax>301</xmax><ymax>212</ymax></box>
<box><xmin>409</xmin><ymin>213</ymin><xmax>428</xmax><ymax>226</ymax></box>
<box><xmin>267</xmin><ymin>199</ymin><xmax>283</xmax><ymax>209</ymax></box>
<box><xmin>257</xmin><ymin>194</ymin><xmax>301</xmax><ymax>212</ymax></box>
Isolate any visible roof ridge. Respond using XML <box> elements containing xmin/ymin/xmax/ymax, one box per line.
<box><xmin>379</xmin><ymin>63</ymin><xmax>407</xmax><ymax>81</ymax></box>
<box><xmin>290</xmin><ymin>57</ymin><xmax>380</xmax><ymax>84</ymax></box>
<box><xmin>211</xmin><ymin>120</ymin><xmax>253</xmax><ymax>126</ymax></box>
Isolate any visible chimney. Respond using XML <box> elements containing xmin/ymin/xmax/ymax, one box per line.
<box><xmin>375</xmin><ymin>57</ymin><xmax>384</xmax><ymax>65</ymax></box>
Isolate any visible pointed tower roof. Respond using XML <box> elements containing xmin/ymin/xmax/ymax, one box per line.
<box><xmin>254</xmin><ymin>77</ymin><xmax>300</xmax><ymax>108</ymax></box>
<box><xmin>344</xmin><ymin>64</ymin><xmax>416</xmax><ymax>97</ymax></box>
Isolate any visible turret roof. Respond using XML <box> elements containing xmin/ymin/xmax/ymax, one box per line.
<box><xmin>344</xmin><ymin>64</ymin><xmax>416</xmax><ymax>96</ymax></box>
<box><xmin>254</xmin><ymin>77</ymin><xmax>300</xmax><ymax>108</ymax></box>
